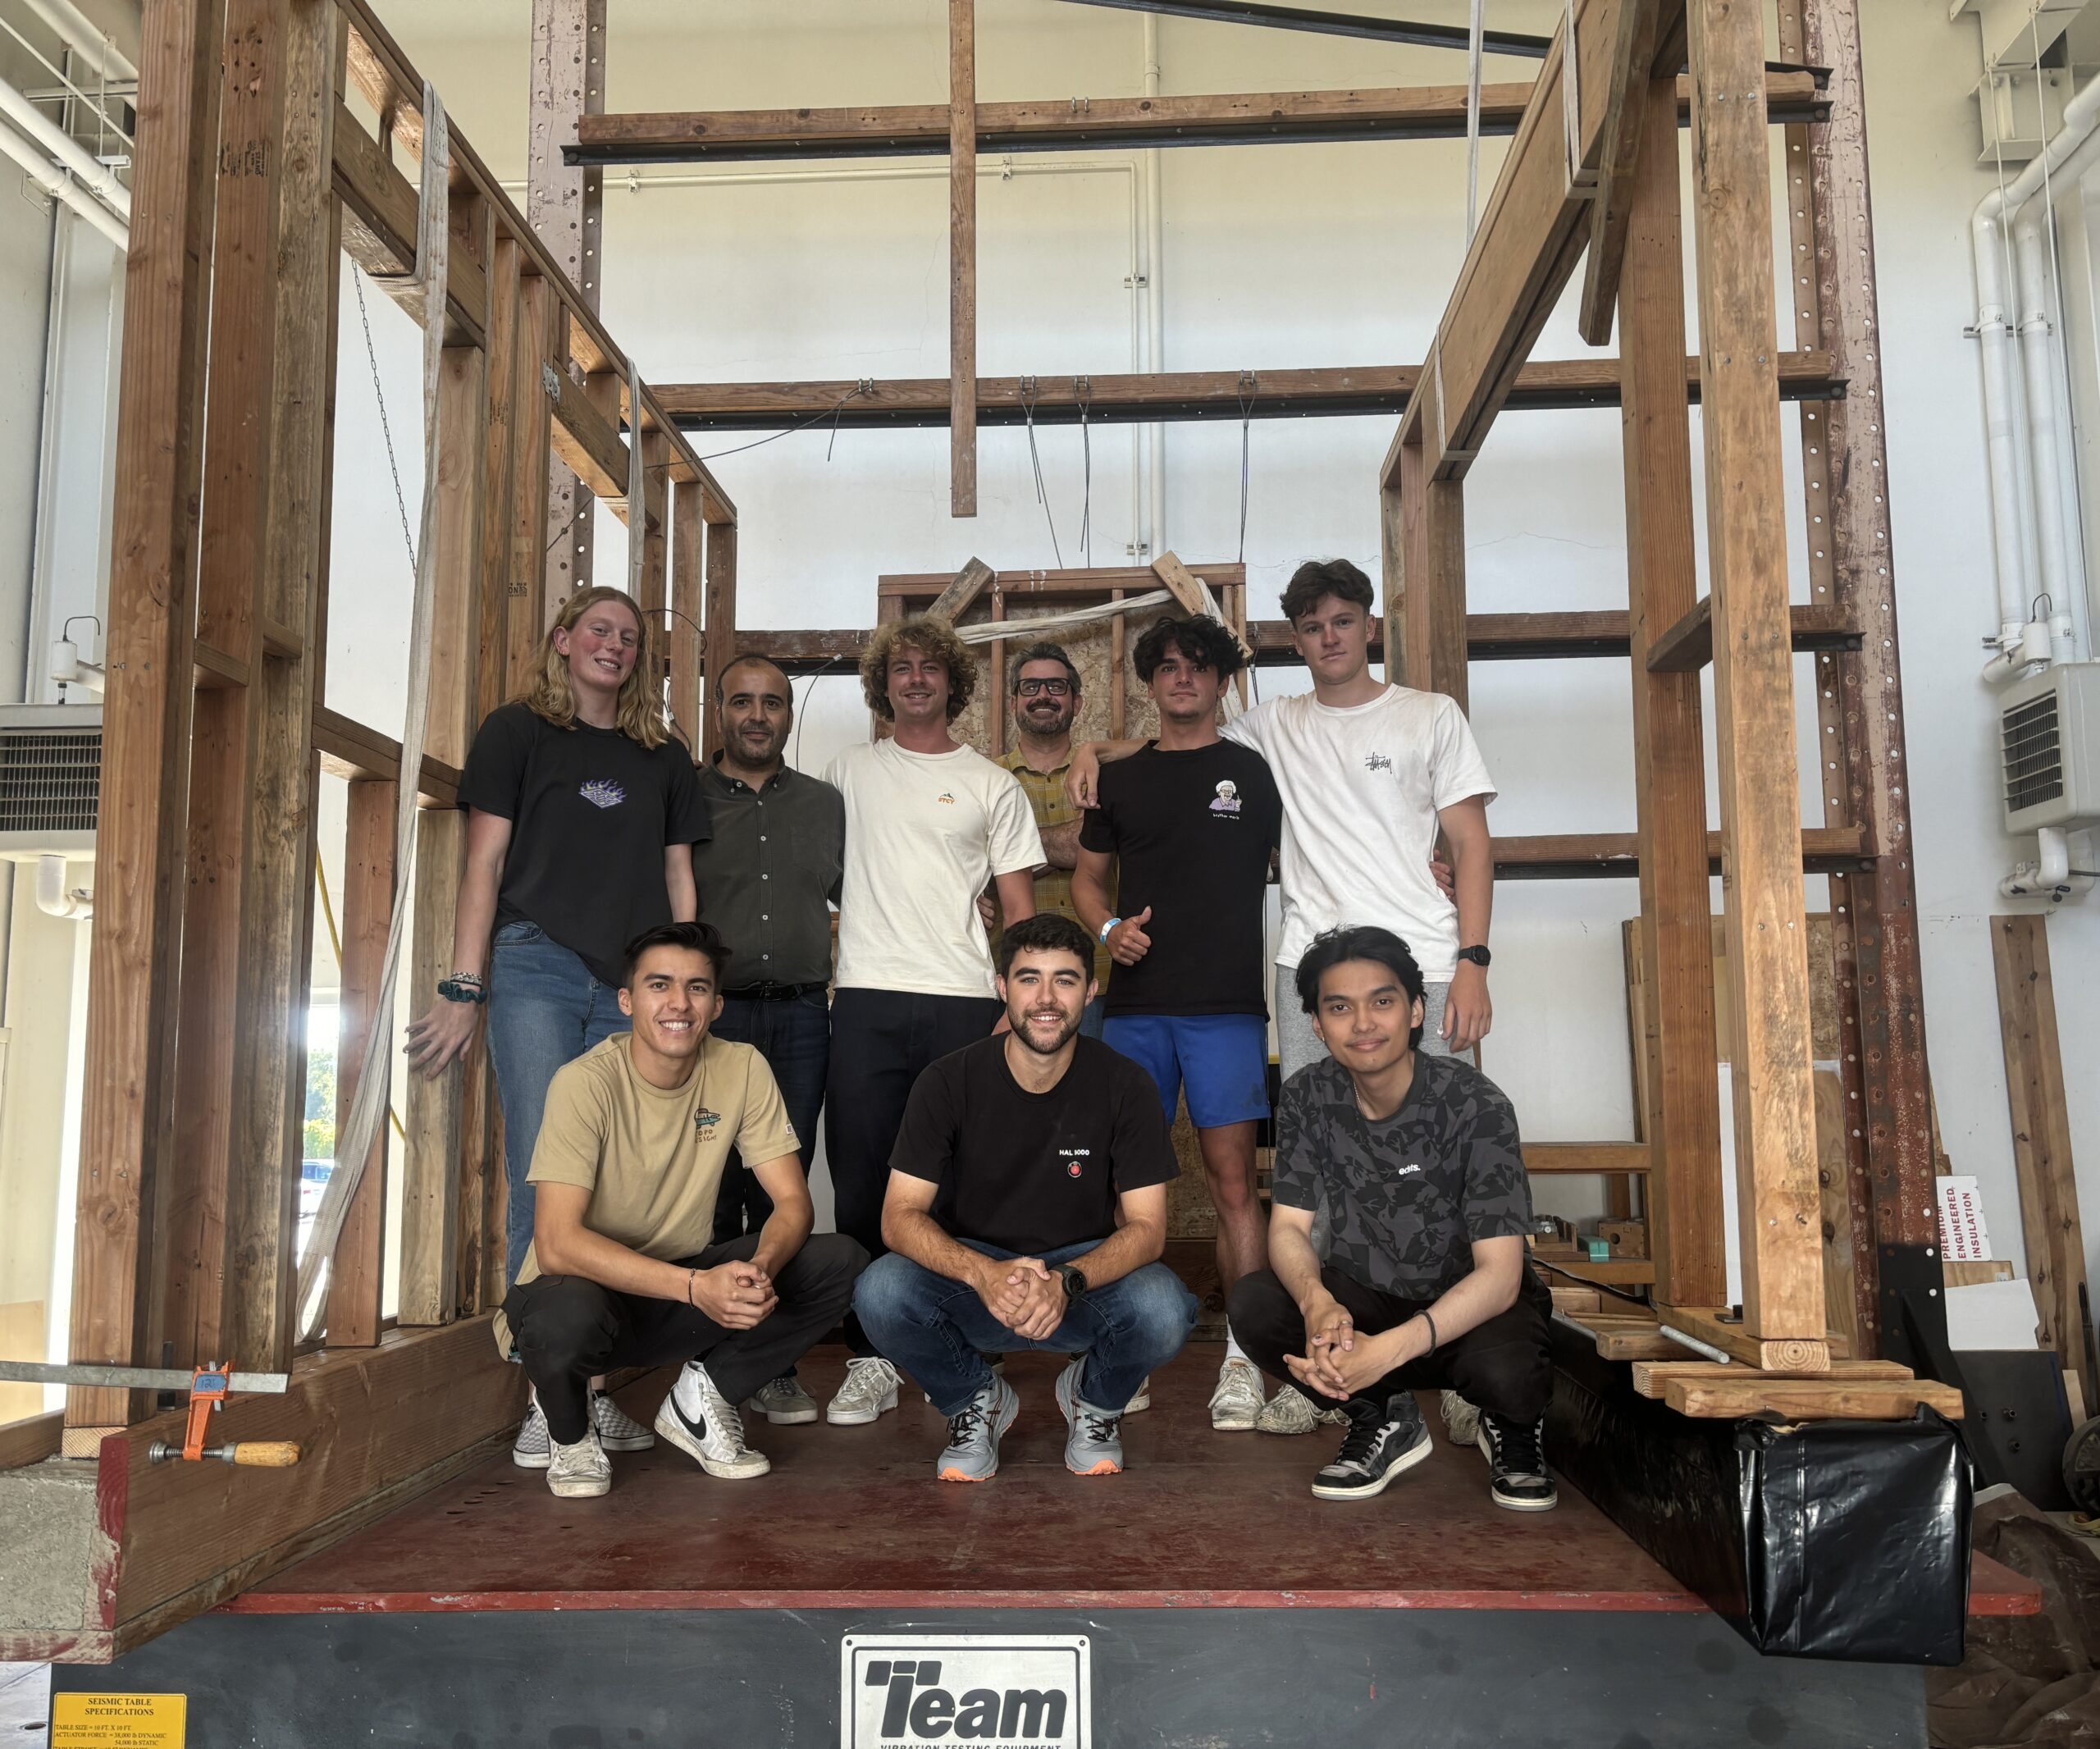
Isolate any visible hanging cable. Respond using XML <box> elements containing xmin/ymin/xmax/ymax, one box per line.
<box><xmin>695</xmin><ymin>382</ymin><xmax>870</xmax><ymax>463</ymax></box>
<box><xmin>352</xmin><ymin>265</ymin><xmax>419</xmax><ymax>577</ymax></box>
<box><xmin>792</xmin><ymin>653</ymin><xmax>848</xmax><ymax>772</ymax></box>
<box><xmin>1020</xmin><ymin>376</ymin><xmax>1064</xmax><ymax>567</ymax></box>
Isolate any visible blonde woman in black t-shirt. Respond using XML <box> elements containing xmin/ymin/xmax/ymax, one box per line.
<box><xmin>405</xmin><ymin>586</ymin><xmax>711</xmax><ymax>1465</ymax></box>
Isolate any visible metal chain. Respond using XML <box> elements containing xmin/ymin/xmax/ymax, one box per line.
<box><xmin>351</xmin><ymin>263</ymin><xmax>418</xmax><ymax>578</ymax></box>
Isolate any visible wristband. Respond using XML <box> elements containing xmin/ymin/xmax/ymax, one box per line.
<box><xmin>1099</xmin><ymin>916</ymin><xmax>1122</xmax><ymax>943</ymax></box>
<box><xmin>687</xmin><ymin>1269</ymin><xmax>699</xmax><ymax>1307</ymax></box>
<box><xmin>436</xmin><ymin>974</ymin><xmax>487</xmax><ymax>1005</ymax></box>
<box><xmin>1419</xmin><ymin>1311</ymin><xmax>1438</xmax><ymax>1355</ymax></box>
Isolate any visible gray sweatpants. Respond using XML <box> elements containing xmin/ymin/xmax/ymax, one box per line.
<box><xmin>1274</xmin><ymin>963</ymin><xmax>1451</xmax><ymax>1085</ymax></box>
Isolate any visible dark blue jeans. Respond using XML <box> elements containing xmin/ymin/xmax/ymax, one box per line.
<box><xmin>486</xmin><ymin>922</ymin><xmax>628</xmax><ymax>1287</ymax></box>
<box><xmin>853</xmin><ymin>1240</ymin><xmax>1197</xmax><ymax>1418</ymax></box>
<box><xmin>710</xmin><ymin>989</ymin><xmax>830</xmax><ymax>1243</ymax></box>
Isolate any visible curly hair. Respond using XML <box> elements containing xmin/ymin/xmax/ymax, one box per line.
<box><xmin>1133</xmin><ymin>614</ymin><xmax>1247</xmax><ymax>683</ymax></box>
<box><xmin>861</xmin><ymin>614</ymin><xmax>976</xmax><ymax>723</ymax></box>
<box><xmin>518</xmin><ymin>586</ymin><xmax>669</xmax><ymax>749</ymax></box>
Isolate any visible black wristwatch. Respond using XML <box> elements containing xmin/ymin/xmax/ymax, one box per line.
<box><xmin>1056</xmin><ymin>1264</ymin><xmax>1089</xmax><ymax>1301</ymax></box>
<box><xmin>1455</xmin><ymin>944</ymin><xmax>1492</xmax><ymax>969</ymax></box>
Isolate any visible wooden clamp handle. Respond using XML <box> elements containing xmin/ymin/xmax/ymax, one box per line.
<box><xmin>230</xmin><ymin>1441</ymin><xmax>302</xmax><ymax>1467</ymax></box>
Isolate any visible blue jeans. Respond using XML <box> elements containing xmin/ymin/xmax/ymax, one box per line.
<box><xmin>853</xmin><ymin>1240</ymin><xmax>1197</xmax><ymax>1417</ymax></box>
<box><xmin>486</xmin><ymin>921</ymin><xmax>630</xmax><ymax>1286</ymax></box>
<box><xmin>1079</xmin><ymin>993</ymin><xmax>1107</xmax><ymax>1041</ymax></box>
<box><xmin>710</xmin><ymin>989</ymin><xmax>830</xmax><ymax>1243</ymax></box>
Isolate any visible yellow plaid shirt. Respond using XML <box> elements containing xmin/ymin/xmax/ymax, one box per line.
<box><xmin>997</xmin><ymin>747</ymin><xmax>1116</xmax><ymax>993</ymax></box>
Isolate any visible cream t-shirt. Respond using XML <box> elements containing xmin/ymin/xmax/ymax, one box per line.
<box><xmin>823</xmin><ymin>738</ymin><xmax>1044</xmax><ymax>998</ymax></box>
<box><xmin>1223</xmin><ymin>684</ymin><xmax>1495</xmax><ymax>980</ymax></box>
<box><xmin>492</xmin><ymin>1033</ymin><xmax>797</xmax><ymax>1354</ymax></box>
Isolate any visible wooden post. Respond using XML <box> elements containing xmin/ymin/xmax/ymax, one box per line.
<box><xmin>701</xmin><ymin>522</ymin><xmax>739</xmax><ymax>763</ymax></box>
<box><xmin>948</xmin><ymin>0</ymin><xmax>977</xmax><ymax>517</ymax></box>
<box><xmin>670</xmin><ymin>481</ymin><xmax>704</xmax><ymax>747</ymax></box>
<box><xmin>988</xmin><ymin>585</ymin><xmax>1007</xmax><ymax>760</ymax></box>
<box><xmin>1620</xmin><ymin>71</ymin><xmax>1725</xmax><ymax>1309</ymax></box>
<box><xmin>1398</xmin><ymin>425</ymin><xmax>1468</xmax><ymax>707</ymax></box>
<box><xmin>399</xmin><ymin>809</ymin><xmax>464</xmax><ymax>1325</ymax></box>
<box><xmin>528</xmin><ymin>0</ymin><xmax>605</xmax><ymax>593</ymax></box>
<box><xmin>639</xmin><ymin>430</ymin><xmax>671</xmax><ymax>627</ymax></box>
<box><xmin>1109</xmin><ymin>587</ymin><xmax>1127</xmax><ymax>738</ymax></box>
<box><xmin>478</xmin><ymin>235</ymin><xmax>524</xmax><ymax>728</ymax></box>
<box><xmin>1687</xmin><ymin>0</ymin><xmax>1824</xmax><ymax>1350</ymax></box>
<box><xmin>1380</xmin><ymin>482</ymin><xmax>1406</xmax><ymax>685</ymax></box>
<box><xmin>325</xmin><ymin>778</ymin><xmax>396</xmax><ymax>1347</ymax></box>
<box><xmin>1797</xmin><ymin>0</ymin><xmax>1939</xmax><ymax>1292</ymax></box>
<box><xmin>1990</xmin><ymin>916</ymin><xmax>2090</xmax><ymax>1408</ymax></box>
<box><xmin>511</xmin><ymin>272</ymin><xmax>559</xmax><ymax>691</ymax></box>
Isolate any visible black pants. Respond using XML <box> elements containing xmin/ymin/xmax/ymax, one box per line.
<box><xmin>1228</xmin><ymin>1261</ymin><xmax>1554</xmax><ymax>1425</ymax></box>
<box><xmin>710</xmin><ymin>990</ymin><xmax>830</xmax><ymax>1244</ymax></box>
<box><xmin>824</xmin><ymin>987</ymin><xmax>1002</xmax><ymax>1354</ymax></box>
<box><xmin>503</xmin><ymin>1233</ymin><xmax>867</xmax><ymax>1444</ymax></box>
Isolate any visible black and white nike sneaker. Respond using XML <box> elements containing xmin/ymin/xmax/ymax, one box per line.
<box><xmin>1478</xmin><ymin>1413</ymin><xmax>1559</xmax><ymax>1512</ymax></box>
<box><xmin>1309</xmin><ymin>1392</ymin><xmax>1433</xmax><ymax>1500</ymax></box>
<box><xmin>652</xmin><ymin>1361</ymin><xmax>770</xmax><ymax>1479</ymax></box>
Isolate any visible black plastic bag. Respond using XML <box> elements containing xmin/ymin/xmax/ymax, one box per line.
<box><xmin>1737</xmin><ymin>1408</ymin><xmax>1973</xmax><ymax>1665</ymax></box>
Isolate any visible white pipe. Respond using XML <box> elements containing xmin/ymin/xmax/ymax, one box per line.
<box><xmin>1142</xmin><ymin>13</ymin><xmax>1166</xmax><ymax>559</ymax></box>
<box><xmin>34</xmin><ymin>853</ymin><xmax>91</xmax><ymax>920</ymax></box>
<box><xmin>1999</xmin><ymin>824</ymin><xmax>2096</xmax><ymax>898</ymax></box>
<box><xmin>1974</xmin><ymin>73</ymin><xmax>2100</xmax><ymax>647</ymax></box>
<box><xmin>21</xmin><ymin>0</ymin><xmax>135</xmax><ymax>85</ymax></box>
<box><xmin>2014</xmin><ymin>201</ymin><xmax>2071</xmax><ymax>621</ymax></box>
<box><xmin>1660</xmin><ymin>1325</ymin><xmax>1733</xmax><ymax>1365</ymax></box>
<box><xmin>0</xmin><ymin>71</ymin><xmax>130</xmax><ymax>220</ymax></box>
<box><xmin>25</xmin><ymin>200</ymin><xmax>73</xmax><ymax>701</ymax></box>
<box><xmin>0</xmin><ymin>108</ymin><xmax>126</xmax><ymax>248</ymax></box>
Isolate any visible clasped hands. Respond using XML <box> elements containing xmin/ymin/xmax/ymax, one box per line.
<box><xmin>975</xmin><ymin>1257</ymin><xmax>1068</xmax><ymax>1340</ymax></box>
<box><xmin>689</xmin><ymin>1259</ymin><xmax>778</xmax><ymax>1330</ymax></box>
<box><xmin>1285</xmin><ymin>1295</ymin><xmax>1413</xmax><ymax>1400</ymax></box>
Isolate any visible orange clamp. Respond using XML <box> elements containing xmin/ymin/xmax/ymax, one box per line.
<box><xmin>182</xmin><ymin>1363</ymin><xmax>233</xmax><ymax>1462</ymax></box>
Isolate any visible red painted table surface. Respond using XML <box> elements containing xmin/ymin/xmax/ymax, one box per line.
<box><xmin>229</xmin><ymin>1346</ymin><xmax>2038</xmax><ymax>1619</ymax></box>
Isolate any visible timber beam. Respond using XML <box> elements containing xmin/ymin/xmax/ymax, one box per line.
<box><xmin>570</xmin><ymin>71</ymin><xmax>1825</xmax><ymax>165</ymax></box>
<box><xmin>657</xmin><ymin>350</ymin><xmax>1840</xmax><ymax>429</ymax></box>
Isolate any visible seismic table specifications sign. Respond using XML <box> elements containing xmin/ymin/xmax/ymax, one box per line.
<box><xmin>841</xmin><ymin>1633</ymin><xmax>1090</xmax><ymax>1747</ymax></box>
<box><xmin>50</xmin><ymin>1694</ymin><xmax>185</xmax><ymax>1748</ymax></box>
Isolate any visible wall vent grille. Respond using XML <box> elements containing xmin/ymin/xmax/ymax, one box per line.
<box><xmin>0</xmin><ymin>728</ymin><xmax>102</xmax><ymax>833</ymax></box>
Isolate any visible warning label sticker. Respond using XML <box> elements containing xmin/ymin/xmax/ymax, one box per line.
<box><xmin>50</xmin><ymin>1692</ymin><xmax>186</xmax><ymax>1748</ymax></box>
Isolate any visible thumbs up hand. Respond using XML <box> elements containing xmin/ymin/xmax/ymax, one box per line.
<box><xmin>1109</xmin><ymin>906</ymin><xmax>1154</xmax><ymax>966</ymax></box>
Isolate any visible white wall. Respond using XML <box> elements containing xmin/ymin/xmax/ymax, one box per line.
<box><xmin>231</xmin><ymin>0</ymin><xmax>2100</xmax><ymax>1295</ymax></box>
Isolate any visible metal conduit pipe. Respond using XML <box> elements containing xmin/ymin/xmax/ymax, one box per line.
<box><xmin>0</xmin><ymin>109</ymin><xmax>126</xmax><ymax>247</ymax></box>
<box><xmin>0</xmin><ymin>69</ymin><xmax>130</xmax><ymax>220</ymax></box>
<box><xmin>21</xmin><ymin>0</ymin><xmax>135</xmax><ymax>84</ymax></box>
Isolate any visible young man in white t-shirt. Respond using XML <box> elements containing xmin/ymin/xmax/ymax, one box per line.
<box><xmin>819</xmin><ymin>614</ymin><xmax>1043</xmax><ymax>1427</ymax></box>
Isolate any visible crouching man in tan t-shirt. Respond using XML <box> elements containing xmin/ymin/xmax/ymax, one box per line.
<box><xmin>496</xmin><ymin>920</ymin><xmax>867</xmax><ymax>1497</ymax></box>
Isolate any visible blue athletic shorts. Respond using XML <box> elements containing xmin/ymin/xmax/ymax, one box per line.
<box><xmin>1102</xmin><ymin>1012</ymin><xmax>1271</xmax><ymax>1130</ymax></box>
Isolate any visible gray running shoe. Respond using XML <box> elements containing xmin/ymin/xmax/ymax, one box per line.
<box><xmin>827</xmin><ymin>1355</ymin><xmax>901</xmax><ymax>1425</ymax></box>
<box><xmin>749</xmin><ymin>1376</ymin><xmax>819</xmax><ymax>1425</ymax></box>
<box><xmin>936</xmin><ymin>1377</ymin><xmax>1020</xmax><ymax>1483</ymax></box>
<box><xmin>1208</xmin><ymin>1358</ymin><xmax>1266</xmax><ymax>1430</ymax></box>
<box><xmin>1255</xmin><ymin>1383</ymin><xmax>1349</xmax><ymax>1436</ymax></box>
<box><xmin>1054</xmin><ymin>1358</ymin><xmax>1125</xmax><ymax>1477</ymax></box>
<box><xmin>546</xmin><ymin>1426</ymin><xmax>610</xmax><ymax>1499</ymax></box>
<box><xmin>1310</xmin><ymin>1394</ymin><xmax>1433</xmax><ymax>1501</ymax></box>
<box><xmin>1438</xmin><ymin>1390</ymin><xmax>1482</xmax><ymax>1448</ymax></box>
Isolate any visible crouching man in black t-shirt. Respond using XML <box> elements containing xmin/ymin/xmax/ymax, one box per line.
<box><xmin>1227</xmin><ymin>925</ymin><xmax>1557</xmax><ymax>1512</ymax></box>
<box><xmin>852</xmin><ymin>914</ymin><xmax>1198</xmax><ymax>1482</ymax></box>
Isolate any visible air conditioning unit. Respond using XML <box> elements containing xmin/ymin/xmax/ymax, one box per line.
<box><xmin>2000</xmin><ymin>661</ymin><xmax>2100</xmax><ymax>833</ymax></box>
<box><xmin>0</xmin><ymin>704</ymin><xmax>101</xmax><ymax>859</ymax></box>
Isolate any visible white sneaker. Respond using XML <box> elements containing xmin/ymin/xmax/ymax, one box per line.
<box><xmin>1209</xmin><ymin>1358</ymin><xmax>1266</xmax><ymax>1431</ymax></box>
<box><xmin>1254</xmin><ymin>1383</ymin><xmax>1350</xmax><ymax>1436</ymax></box>
<box><xmin>749</xmin><ymin>1376</ymin><xmax>820</xmax><ymax>1425</ymax></box>
<box><xmin>827</xmin><ymin>1356</ymin><xmax>901</xmax><ymax>1426</ymax></box>
<box><xmin>1126</xmin><ymin>1374</ymin><xmax>1152</xmax><ymax>1413</ymax></box>
<box><xmin>1439</xmin><ymin>1390</ymin><xmax>1482</xmax><ymax>1449</ymax></box>
<box><xmin>652</xmin><ymin>1361</ymin><xmax>771</xmax><ymax>1479</ymax></box>
<box><xmin>546</xmin><ymin>1426</ymin><xmax>611</xmax><ymax>1498</ymax></box>
<box><xmin>591</xmin><ymin>1390</ymin><xmax>656</xmax><ymax>1451</ymax></box>
<box><xmin>511</xmin><ymin>1399</ymin><xmax>551</xmax><ymax>1470</ymax></box>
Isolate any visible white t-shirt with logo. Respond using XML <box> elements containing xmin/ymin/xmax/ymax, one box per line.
<box><xmin>824</xmin><ymin>738</ymin><xmax>1045</xmax><ymax>998</ymax></box>
<box><xmin>1222</xmin><ymin>684</ymin><xmax>1495</xmax><ymax>980</ymax></box>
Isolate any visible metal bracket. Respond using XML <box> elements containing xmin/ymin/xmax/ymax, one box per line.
<box><xmin>542</xmin><ymin>362</ymin><xmax>563</xmax><ymax>403</ymax></box>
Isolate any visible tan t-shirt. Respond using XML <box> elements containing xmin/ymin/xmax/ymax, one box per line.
<box><xmin>491</xmin><ymin>1033</ymin><xmax>798</xmax><ymax>1354</ymax></box>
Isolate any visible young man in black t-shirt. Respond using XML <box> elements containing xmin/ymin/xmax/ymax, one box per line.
<box><xmin>1227</xmin><ymin>925</ymin><xmax>1557</xmax><ymax>1512</ymax></box>
<box><xmin>852</xmin><ymin>914</ymin><xmax>1197</xmax><ymax>1483</ymax></box>
<box><xmin>1072</xmin><ymin>614</ymin><xmax>1282</xmax><ymax>1432</ymax></box>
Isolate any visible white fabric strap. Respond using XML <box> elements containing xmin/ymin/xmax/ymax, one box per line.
<box><xmin>299</xmin><ymin>83</ymin><xmax>451</xmax><ymax>1331</ymax></box>
<box><xmin>1465</xmin><ymin>0</ymin><xmax>1485</xmax><ymax>242</ymax></box>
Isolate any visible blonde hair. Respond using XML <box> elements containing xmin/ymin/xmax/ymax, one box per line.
<box><xmin>860</xmin><ymin>614</ymin><xmax>976</xmax><ymax>723</ymax></box>
<box><xmin>520</xmin><ymin>587</ymin><xmax>669</xmax><ymax>749</ymax></box>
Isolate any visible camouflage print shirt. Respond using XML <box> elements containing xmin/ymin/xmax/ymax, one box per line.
<box><xmin>1273</xmin><ymin>1052</ymin><xmax>1534</xmax><ymax>1300</ymax></box>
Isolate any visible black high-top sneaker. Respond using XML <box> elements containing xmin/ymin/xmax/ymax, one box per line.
<box><xmin>1309</xmin><ymin>1391</ymin><xmax>1433</xmax><ymax>1500</ymax></box>
<box><xmin>1477</xmin><ymin>1413</ymin><xmax>1559</xmax><ymax>1512</ymax></box>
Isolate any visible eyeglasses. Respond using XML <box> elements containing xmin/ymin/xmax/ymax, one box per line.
<box><xmin>1016</xmin><ymin>678</ymin><xmax>1072</xmax><ymax>697</ymax></box>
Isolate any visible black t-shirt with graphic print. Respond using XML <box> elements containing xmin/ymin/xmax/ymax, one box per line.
<box><xmin>1078</xmin><ymin>738</ymin><xmax>1282</xmax><ymax>1017</ymax></box>
<box><xmin>459</xmin><ymin>701</ymin><xmax>711</xmax><ymax>988</ymax></box>
<box><xmin>1273</xmin><ymin>1051</ymin><xmax>1535</xmax><ymax>1301</ymax></box>
<box><xmin>890</xmin><ymin>1035</ymin><xmax>1179</xmax><ymax>1254</ymax></box>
